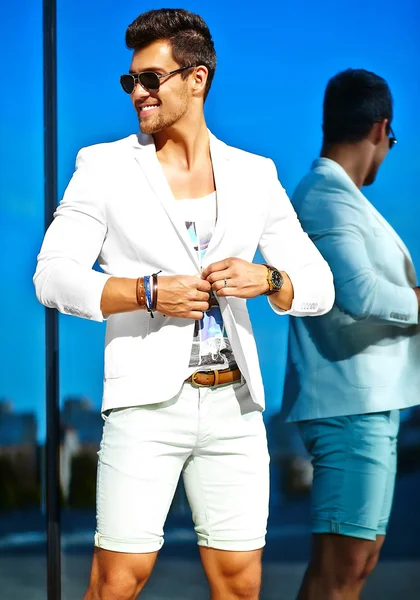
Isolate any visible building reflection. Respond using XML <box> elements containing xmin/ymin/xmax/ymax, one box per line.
<box><xmin>60</xmin><ymin>397</ymin><xmax>101</xmax><ymax>507</ymax></box>
<box><xmin>0</xmin><ymin>400</ymin><xmax>39</xmax><ymax>509</ymax></box>
<box><xmin>1</xmin><ymin>398</ymin><xmax>420</xmax><ymax>517</ymax></box>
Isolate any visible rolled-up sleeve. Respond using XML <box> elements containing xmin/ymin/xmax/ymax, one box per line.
<box><xmin>33</xmin><ymin>149</ymin><xmax>112</xmax><ymax>322</ymax></box>
<box><xmin>258</xmin><ymin>159</ymin><xmax>335</xmax><ymax>317</ymax></box>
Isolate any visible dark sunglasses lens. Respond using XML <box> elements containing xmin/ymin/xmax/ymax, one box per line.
<box><xmin>120</xmin><ymin>75</ymin><xmax>135</xmax><ymax>94</ymax></box>
<box><xmin>139</xmin><ymin>72</ymin><xmax>160</xmax><ymax>92</ymax></box>
<box><xmin>389</xmin><ymin>137</ymin><xmax>396</xmax><ymax>150</ymax></box>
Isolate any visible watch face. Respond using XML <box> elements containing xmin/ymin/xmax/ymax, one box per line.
<box><xmin>271</xmin><ymin>269</ymin><xmax>283</xmax><ymax>290</ymax></box>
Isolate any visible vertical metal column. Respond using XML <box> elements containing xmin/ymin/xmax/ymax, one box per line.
<box><xmin>43</xmin><ymin>0</ymin><xmax>61</xmax><ymax>598</ymax></box>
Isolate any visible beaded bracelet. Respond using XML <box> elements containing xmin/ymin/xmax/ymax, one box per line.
<box><xmin>135</xmin><ymin>277</ymin><xmax>146</xmax><ymax>308</ymax></box>
<box><xmin>143</xmin><ymin>275</ymin><xmax>154</xmax><ymax>318</ymax></box>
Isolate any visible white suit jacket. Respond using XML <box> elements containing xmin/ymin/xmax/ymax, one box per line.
<box><xmin>34</xmin><ymin>132</ymin><xmax>334</xmax><ymax>412</ymax></box>
<box><xmin>282</xmin><ymin>158</ymin><xmax>420</xmax><ymax>421</ymax></box>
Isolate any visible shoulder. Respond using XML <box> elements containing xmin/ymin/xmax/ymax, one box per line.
<box><xmin>214</xmin><ymin>135</ymin><xmax>274</xmax><ymax>172</ymax></box>
<box><xmin>75</xmin><ymin>134</ymin><xmax>139</xmax><ymax>168</ymax></box>
<box><xmin>293</xmin><ymin>161</ymin><xmax>358</xmax><ymax>212</ymax></box>
<box><xmin>292</xmin><ymin>162</ymin><xmax>366</xmax><ymax>231</ymax></box>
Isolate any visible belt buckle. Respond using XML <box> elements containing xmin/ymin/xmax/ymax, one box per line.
<box><xmin>191</xmin><ymin>370</ymin><xmax>216</xmax><ymax>387</ymax></box>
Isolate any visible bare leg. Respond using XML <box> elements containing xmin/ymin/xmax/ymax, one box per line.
<box><xmin>200</xmin><ymin>547</ymin><xmax>263</xmax><ymax>600</ymax></box>
<box><xmin>83</xmin><ymin>548</ymin><xmax>159</xmax><ymax>600</ymax></box>
<box><xmin>297</xmin><ymin>534</ymin><xmax>385</xmax><ymax>600</ymax></box>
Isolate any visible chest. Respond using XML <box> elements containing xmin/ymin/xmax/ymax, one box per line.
<box><xmin>102</xmin><ymin>155</ymin><xmax>268</xmax><ymax>272</ymax></box>
<box><xmin>158</xmin><ymin>157</ymin><xmax>215</xmax><ymax>200</ymax></box>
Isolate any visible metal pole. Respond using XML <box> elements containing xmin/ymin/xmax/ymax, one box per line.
<box><xmin>43</xmin><ymin>0</ymin><xmax>61</xmax><ymax>598</ymax></box>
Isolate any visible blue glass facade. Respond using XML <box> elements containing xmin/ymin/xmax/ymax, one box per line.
<box><xmin>1</xmin><ymin>1</ymin><xmax>419</xmax><ymax>597</ymax></box>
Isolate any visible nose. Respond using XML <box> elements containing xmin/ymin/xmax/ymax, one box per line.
<box><xmin>131</xmin><ymin>80</ymin><xmax>150</xmax><ymax>101</ymax></box>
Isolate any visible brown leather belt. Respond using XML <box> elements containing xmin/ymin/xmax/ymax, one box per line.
<box><xmin>186</xmin><ymin>368</ymin><xmax>242</xmax><ymax>388</ymax></box>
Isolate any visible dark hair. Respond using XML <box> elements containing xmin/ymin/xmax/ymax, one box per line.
<box><xmin>126</xmin><ymin>8</ymin><xmax>216</xmax><ymax>100</ymax></box>
<box><xmin>322</xmin><ymin>69</ymin><xmax>393</xmax><ymax>145</ymax></box>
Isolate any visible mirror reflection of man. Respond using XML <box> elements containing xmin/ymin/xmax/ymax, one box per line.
<box><xmin>283</xmin><ymin>69</ymin><xmax>420</xmax><ymax>600</ymax></box>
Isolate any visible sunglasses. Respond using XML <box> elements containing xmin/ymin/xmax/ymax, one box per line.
<box><xmin>388</xmin><ymin>125</ymin><xmax>397</xmax><ymax>150</ymax></box>
<box><xmin>120</xmin><ymin>65</ymin><xmax>195</xmax><ymax>95</ymax></box>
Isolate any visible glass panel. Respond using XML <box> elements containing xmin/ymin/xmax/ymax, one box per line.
<box><xmin>0</xmin><ymin>2</ymin><xmax>46</xmax><ymax>599</ymax></box>
<box><xmin>56</xmin><ymin>2</ymin><xmax>136</xmax><ymax>595</ymax></box>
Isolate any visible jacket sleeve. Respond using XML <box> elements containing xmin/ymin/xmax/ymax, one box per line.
<box><xmin>299</xmin><ymin>181</ymin><xmax>418</xmax><ymax>327</ymax></box>
<box><xmin>33</xmin><ymin>149</ymin><xmax>112</xmax><ymax>322</ymax></box>
<box><xmin>258</xmin><ymin>159</ymin><xmax>335</xmax><ymax>317</ymax></box>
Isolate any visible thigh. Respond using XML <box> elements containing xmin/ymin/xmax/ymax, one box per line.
<box><xmin>298</xmin><ymin>411</ymin><xmax>398</xmax><ymax>540</ymax></box>
<box><xmin>183</xmin><ymin>382</ymin><xmax>270</xmax><ymax>551</ymax></box>
<box><xmin>96</xmin><ymin>391</ymin><xmax>197</xmax><ymax>554</ymax></box>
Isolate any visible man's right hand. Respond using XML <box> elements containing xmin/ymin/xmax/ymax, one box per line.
<box><xmin>157</xmin><ymin>275</ymin><xmax>211</xmax><ymax>320</ymax></box>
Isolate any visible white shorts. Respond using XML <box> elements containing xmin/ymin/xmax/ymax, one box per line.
<box><xmin>94</xmin><ymin>381</ymin><xmax>270</xmax><ymax>553</ymax></box>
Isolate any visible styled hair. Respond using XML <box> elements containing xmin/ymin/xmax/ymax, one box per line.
<box><xmin>126</xmin><ymin>8</ymin><xmax>216</xmax><ymax>100</ymax></box>
<box><xmin>322</xmin><ymin>68</ymin><xmax>393</xmax><ymax>145</ymax></box>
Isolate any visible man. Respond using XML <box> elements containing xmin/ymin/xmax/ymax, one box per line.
<box><xmin>34</xmin><ymin>9</ymin><xmax>334</xmax><ymax>600</ymax></box>
<box><xmin>282</xmin><ymin>68</ymin><xmax>420</xmax><ymax>600</ymax></box>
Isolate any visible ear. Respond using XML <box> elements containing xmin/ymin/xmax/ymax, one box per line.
<box><xmin>192</xmin><ymin>65</ymin><xmax>208</xmax><ymax>98</ymax></box>
<box><xmin>371</xmin><ymin>118</ymin><xmax>388</xmax><ymax>145</ymax></box>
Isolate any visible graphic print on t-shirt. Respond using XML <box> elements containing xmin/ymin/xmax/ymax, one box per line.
<box><xmin>185</xmin><ymin>217</ymin><xmax>237</xmax><ymax>370</ymax></box>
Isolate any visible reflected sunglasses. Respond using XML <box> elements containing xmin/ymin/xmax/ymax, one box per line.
<box><xmin>120</xmin><ymin>65</ymin><xmax>195</xmax><ymax>94</ymax></box>
<box><xmin>388</xmin><ymin>125</ymin><xmax>397</xmax><ymax>150</ymax></box>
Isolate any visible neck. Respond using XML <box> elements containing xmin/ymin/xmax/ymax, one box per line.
<box><xmin>153</xmin><ymin>112</ymin><xmax>210</xmax><ymax>169</ymax></box>
<box><xmin>321</xmin><ymin>142</ymin><xmax>372</xmax><ymax>189</ymax></box>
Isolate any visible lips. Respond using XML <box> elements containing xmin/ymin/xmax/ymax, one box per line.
<box><xmin>138</xmin><ymin>104</ymin><xmax>160</xmax><ymax>114</ymax></box>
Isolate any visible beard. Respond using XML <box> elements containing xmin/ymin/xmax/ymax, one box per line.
<box><xmin>139</xmin><ymin>112</ymin><xmax>173</xmax><ymax>135</ymax></box>
<box><xmin>138</xmin><ymin>93</ymin><xmax>189</xmax><ymax>135</ymax></box>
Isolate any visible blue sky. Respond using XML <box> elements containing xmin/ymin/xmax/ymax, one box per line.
<box><xmin>1</xmin><ymin>0</ymin><xmax>419</xmax><ymax>441</ymax></box>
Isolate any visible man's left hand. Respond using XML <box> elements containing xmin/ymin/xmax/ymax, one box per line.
<box><xmin>202</xmin><ymin>258</ymin><xmax>269</xmax><ymax>298</ymax></box>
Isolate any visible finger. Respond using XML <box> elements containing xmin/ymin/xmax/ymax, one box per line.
<box><xmin>195</xmin><ymin>291</ymin><xmax>210</xmax><ymax>302</ymax></box>
<box><xmin>195</xmin><ymin>278</ymin><xmax>212</xmax><ymax>292</ymax></box>
<box><xmin>212</xmin><ymin>278</ymin><xmax>237</xmax><ymax>292</ymax></box>
<box><xmin>214</xmin><ymin>287</ymin><xmax>236</xmax><ymax>297</ymax></box>
<box><xmin>206</xmin><ymin>268</ymin><xmax>235</xmax><ymax>284</ymax></box>
<box><xmin>202</xmin><ymin>259</ymin><xmax>233</xmax><ymax>278</ymax></box>
<box><xmin>190</xmin><ymin>311</ymin><xmax>204</xmax><ymax>320</ymax></box>
<box><xmin>192</xmin><ymin>301</ymin><xmax>210</xmax><ymax>312</ymax></box>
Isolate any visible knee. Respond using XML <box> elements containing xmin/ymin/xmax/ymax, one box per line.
<box><xmin>221</xmin><ymin>563</ymin><xmax>261</xmax><ymax>600</ymax></box>
<box><xmin>363</xmin><ymin>549</ymin><xmax>381</xmax><ymax>578</ymax></box>
<box><xmin>226</xmin><ymin>576</ymin><xmax>260</xmax><ymax>600</ymax></box>
<box><xmin>326</xmin><ymin>549</ymin><xmax>380</xmax><ymax>588</ymax></box>
<box><xmin>87</xmin><ymin>568</ymin><xmax>150</xmax><ymax>600</ymax></box>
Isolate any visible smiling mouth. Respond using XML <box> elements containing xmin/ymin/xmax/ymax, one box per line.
<box><xmin>138</xmin><ymin>104</ymin><xmax>160</xmax><ymax>114</ymax></box>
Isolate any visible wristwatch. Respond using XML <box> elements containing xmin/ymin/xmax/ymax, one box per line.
<box><xmin>263</xmin><ymin>265</ymin><xmax>284</xmax><ymax>296</ymax></box>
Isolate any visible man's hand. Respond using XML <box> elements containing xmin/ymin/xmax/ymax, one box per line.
<box><xmin>202</xmin><ymin>258</ymin><xmax>269</xmax><ymax>298</ymax></box>
<box><xmin>157</xmin><ymin>275</ymin><xmax>211</xmax><ymax>319</ymax></box>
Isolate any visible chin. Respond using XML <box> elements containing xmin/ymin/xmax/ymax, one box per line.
<box><xmin>139</xmin><ymin>121</ymin><xmax>159</xmax><ymax>135</ymax></box>
<box><xmin>363</xmin><ymin>170</ymin><xmax>378</xmax><ymax>186</ymax></box>
<box><xmin>363</xmin><ymin>176</ymin><xmax>375</xmax><ymax>186</ymax></box>
<box><xmin>139</xmin><ymin>115</ymin><xmax>172</xmax><ymax>136</ymax></box>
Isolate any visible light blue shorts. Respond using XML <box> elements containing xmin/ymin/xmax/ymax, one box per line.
<box><xmin>298</xmin><ymin>410</ymin><xmax>400</xmax><ymax>541</ymax></box>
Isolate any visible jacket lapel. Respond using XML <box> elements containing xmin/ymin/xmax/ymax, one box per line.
<box><xmin>132</xmin><ymin>134</ymin><xmax>200</xmax><ymax>270</ymax></box>
<box><xmin>202</xmin><ymin>133</ymin><xmax>231</xmax><ymax>264</ymax></box>
<box><xmin>132</xmin><ymin>131</ymin><xmax>232</xmax><ymax>271</ymax></box>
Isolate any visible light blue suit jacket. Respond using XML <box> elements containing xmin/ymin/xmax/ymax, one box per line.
<box><xmin>282</xmin><ymin>158</ymin><xmax>420</xmax><ymax>422</ymax></box>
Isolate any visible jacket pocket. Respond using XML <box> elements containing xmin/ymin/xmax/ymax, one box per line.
<box><xmin>104</xmin><ymin>314</ymin><xmax>149</xmax><ymax>378</ymax></box>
